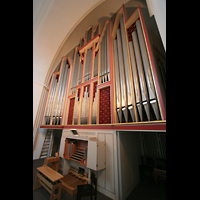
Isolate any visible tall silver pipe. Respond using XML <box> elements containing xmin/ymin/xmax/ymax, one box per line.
<box><xmin>89</xmin><ymin>48</ymin><xmax>92</xmax><ymax>80</ymax></box>
<box><xmin>104</xmin><ymin>30</ymin><xmax>107</xmax><ymax>82</ymax></box>
<box><xmin>56</xmin><ymin>64</ymin><xmax>67</xmax><ymax>124</ymax></box>
<box><xmin>58</xmin><ymin>64</ymin><xmax>69</xmax><ymax>124</ymax></box>
<box><xmin>87</xmin><ymin>49</ymin><xmax>90</xmax><ymax>80</ymax></box>
<box><xmin>87</xmin><ymin>48</ymin><xmax>91</xmax><ymax>80</ymax></box>
<box><xmin>128</xmin><ymin>41</ymin><xmax>143</xmax><ymax>121</ymax></box>
<box><xmin>78</xmin><ymin>61</ymin><xmax>83</xmax><ymax>84</ymax></box>
<box><xmin>113</xmin><ymin>39</ymin><xmax>122</xmax><ymax>123</ymax></box>
<box><xmin>53</xmin><ymin>62</ymin><xmax>66</xmax><ymax>124</ymax></box>
<box><xmin>81</xmin><ymin>87</ymin><xmax>89</xmax><ymax>124</ymax></box>
<box><xmin>45</xmin><ymin>76</ymin><xmax>56</xmax><ymax>124</ymax></box>
<box><xmin>84</xmin><ymin>50</ymin><xmax>88</xmax><ymax>82</ymax></box>
<box><xmin>71</xmin><ymin>50</ymin><xmax>79</xmax><ymax>94</ymax></box>
<box><xmin>101</xmin><ymin>35</ymin><xmax>105</xmax><ymax>83</ymax></box>
<box><xmin>47</xmin><ymin>76</ymin><xmax>57</xmax><ymax>124</ymax></box>
<box><xmin>132</xmin><ymin>31</ymin><xmax>150</xmax><ymax>121</ymax></box>
<box><xmin>106</xmin><ymin>26</ymin><xmax>110</xmax><ymax>81</ymax></box>
<box><xmin>119</xmin><ymin>17</ymin><xmax>136</xmax><ymax>122</ymax></box>
<box><xmin>93</xmin><ymin>51</ymin><xmax>98</xmax><ymax>77</ymax></box>
<box><xmin>116</xmin><ymin>28</ymin><xmax>128</xmax><ymax>122</ymax></box>
<box><xmin>85</xmin><ymin>87</ymin><xmax>89</xmax><ymax>124</ymax></box>
<box><xmin>92</xmin><ymin>89</ymin><xmax>97</xmax><ymax>124</ymax></box>
<box><xmin>100</xmin><ymin>40</ymin><xmax>102</xmax><ymax>83</ymax></box>
<box><xmin>45</xmin><ymin>76</ymin><xmax>54</xmax><ymax>122</ymax></box>
<box><xmin>135</xmin><ymin>19</ymin><xmax>160</xmax><ymax>120</ymax></box>
<box><xmin>73</xmin><ymin>91</ymin><xmax>79</xmax><ymax>125</ymax></box>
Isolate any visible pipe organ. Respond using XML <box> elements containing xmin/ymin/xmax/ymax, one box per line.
<box><xmin>41</xmin><ymin>5</ymin><xmax>166</xmax><ymax>127</ymax></box>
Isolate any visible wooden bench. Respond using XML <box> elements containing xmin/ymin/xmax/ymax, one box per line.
<box><xmin>60</xmin><ymin>165</ymin><xmax>89</xmax><ymax>196</ymax></box>
<box><xmin>33</xmin><ymin>165</ymin><xmax>63</xmax><ymax>200</ymax></box>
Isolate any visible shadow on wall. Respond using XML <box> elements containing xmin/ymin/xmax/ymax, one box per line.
<box><xmin>51</xmin><ymin>130</ymin><xmax>62</xmax><ymax>156</ymax></box>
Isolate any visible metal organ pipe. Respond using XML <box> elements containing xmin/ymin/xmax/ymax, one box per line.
<box><xmin>131</xmin><ymin>31</ymin><xmax>150</xmax><ymax>121</ymax></box>
<box><xmin>44</xmin><ymin>76</ymin><xmax>57</xmax><ymax>124</ymax></box>
<box><xmin>46</xmin><ymin>59</ymin><xmax>70</xmax><ymax>125</ymax></box>
<box><xmin>47</xmin><ymin>77</ymin><xmax>57</xmax><ymax>124</ymax></box>
<box><xmin>84</xmin><ymin>48</ymin><xmax>92</xmax><ymax>81</ymax></box>
<box><xmin>135</xmin><ymin>19</ymin><xmax>160</xmax><ymax>120</ymax></box>
<box><xmin>71</xmin><ymin>50</ymin><xmax>79</xmax><ymax>94</ymax></box>
<box><xmin>81</xmin><ymin>87</ymin><xmax>89</xmax><ymax>124</ymax></box>
<box><xmin>85</xmin><ymin>87</ymin><xmax>89</xmax><ymax>124</ymax></box>
<box><xmin>113</xmin><ymin>39</ymin><xmax>122</xmax><ymax>123</ymax></box>
<box><xmin>119</xmin><ymin>17</ymin><xmax>136</xmax><ymax>122</ymax></box>
<box><xmin>116</xmin><ymin>28</ymin><xmax>128</xmax><ymax>122</ymax></box>
<box><xmin>89</xmin><ymin>49</ymin><xmax>92</xmax><ymax>80</ymax></box>
<box><xmin>99</xmin><ymin>24</ymin><xmax>110</xmax><ymax>83</ymax></box>
<box><xmin>73</xmin><ymin>91</ymin><xmax>79</xmax><ymax>125</ymax></box>
<box><xmin>45</xmin><ymin>76</ymin><xmax>53</xmax><ymax>124</ymax></box>
<box><xmin>88</xmin><ymin>48</ymin><xmax>91</xmax><ymax>80</ymax></box>
<box><xmin>78</xmin><ymin>61</ymin><xmax>83</xmax><ymax>85</ymax></box>
<box><xmin>106</xmin><ymin>27</ymin><xmax>110</xmax><ymax>81</ymax></box>
<box><xmin>128</xmin><ymin>41</ymin><xmax>143</xmax><ymax>121</ymax></box>
<box><xmin>56</xmin><ymin>67</ymin><xmax>66</xmax><ymax>124</ymax></box>
<box><xmin>52</xmin><ymin>62</ymin><xmax>66</xmax><ymax>125</ymax></box>
<box><xmin>54</xmin><ymin>63</ymin><xmax>67</xmax><ymax>125</ymax></box>
<box><xmin>102</xmin><ymin>35</ymin><xmax>105</xmax><ymax>83</ymax></box>
<box><xmin>100</xmin><ymin>40</ymin><xmax>103</xmax><ymax>83</ymax></box>
<box><xmin>84</xmin><ymin>50</ymin><xmax>88</xmax><ymax>82</ymax></box>
<box><xmin>104</xmin><ymin>30</ymin><xmax>107</xmax><ymax>82</ymax></box>
<box><xmin>57</xmin><ymin>64</ymin><xmax>69</xmax><ymax>125</ymax></box>
<box><xmin>93</xmin><ymin>51</ymin><xmax>98</xmax><ymax>77</ymax></box>
<box><xmin>84</xmin><ymin>50</ymin><xmax>87</xmax><ymax>82</ymax></box>
<box><xmin>92</xmin><ymin>89</ymin><xmax>97</xmax><ymax>124</ymax></box>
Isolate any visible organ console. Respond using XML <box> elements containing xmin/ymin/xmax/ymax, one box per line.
<box><xmin>41</xmin><ymin>5</ymin><xmax>166</xmax><ymax>127</ymax></box>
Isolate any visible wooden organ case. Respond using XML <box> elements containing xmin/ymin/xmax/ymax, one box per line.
<box><xmin>40</xmin><ymin>5</ymin><xmax>166</xmax><ymax>129</ymax></box>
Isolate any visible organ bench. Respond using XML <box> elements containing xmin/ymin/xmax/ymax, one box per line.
<box><xmin>33</xmin><ymin>165</ymin><xmax>63</xmax><ymax>200</ymax></box>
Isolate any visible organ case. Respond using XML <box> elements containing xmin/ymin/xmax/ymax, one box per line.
<box><xmin>41</xmin><ymin>5</ymin><xmax>166</xmax><ymax>128</ymax></box>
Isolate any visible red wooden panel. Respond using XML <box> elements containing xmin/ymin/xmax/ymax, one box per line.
<box><xmin>93</xmin><ymin>81</ymin><xmax>98</xmax><ymax>102</ymax></box>
<box><xmin>67</xmin><ymin>98</ymin><xmax>75</xmax><ymax>125</ymax></box>
<box><xmin>99</xmin><ymin>86</ymin><xmax>111</xmax><ymax>124</ymax></box>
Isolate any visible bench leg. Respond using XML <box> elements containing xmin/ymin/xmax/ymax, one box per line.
<box><xmin>33</xmin><ymin>173</ymin><xmax>42</xmax><ymax>191</ymax></box>
<box><xmin>50</xmin><ymin>182</ymin><xmax>62</xmax><ymax>200</ymax></box>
